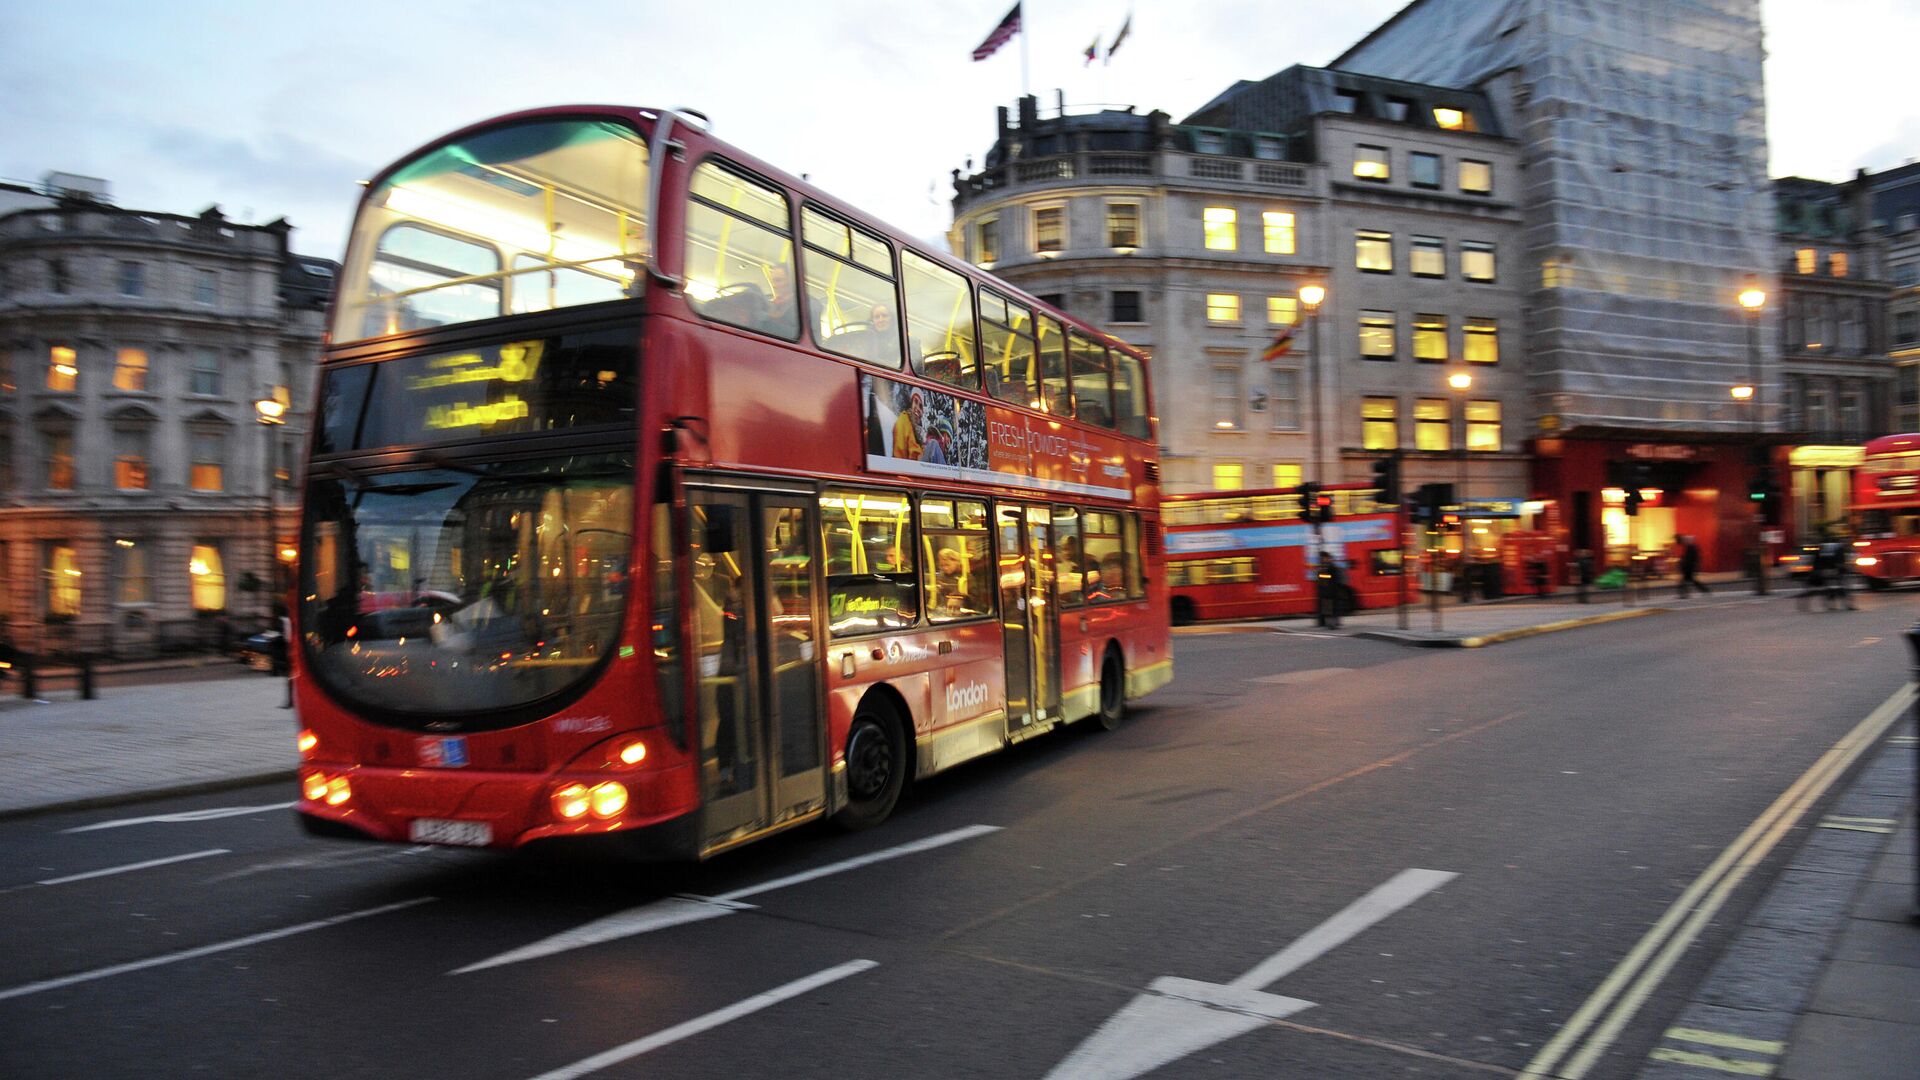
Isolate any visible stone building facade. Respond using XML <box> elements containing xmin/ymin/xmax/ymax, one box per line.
<box><xmin>948</xmin><ymin>76</ymin><xmax>1530</xmax><ymax>509</ymax></box>
<box><xmin>0</xmin><ymin>177</ymin><xmax>333</xmax><ymax>655</ymax></box>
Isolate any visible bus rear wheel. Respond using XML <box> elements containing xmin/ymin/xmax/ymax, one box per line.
<box><xmin>835</xmin><ymin>698</ymin><xmax>906</xmax><ymax>831</ymax></box>
<box><xmin>1093</xmin><ymin>649</ymin><xmax>1126</xmax><ymax>731</ymax></box>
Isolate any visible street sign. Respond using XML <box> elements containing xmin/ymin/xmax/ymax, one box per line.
<box><xmin>1761</xmin><ymin>529</ymin><xmax>1783</xmax><ymax>545</ymax></box>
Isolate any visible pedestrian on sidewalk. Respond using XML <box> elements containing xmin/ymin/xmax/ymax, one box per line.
<box><xmin>1676</xmin><ymin>535</ymin><xmax>1710</xmax><ymax>598</ymax></box>
<box><xmin>271</xmin><ymin>600</ymin><xmax>293</xmax><ymax>708</ymax></box>
<box><xmin>1315</xmin><ymin>551</ymin><xmax>1346</xmax><ymax>630</ymax></box>
<box><xmin>1798</xmin><ymin>539</ymin><xmax>1832</xmax><ymax>611</ymax></box>
<box><xmin>1574</xmin><ymin>549</ymin><xmax>1594</xmax><ymax>604</ymax></box>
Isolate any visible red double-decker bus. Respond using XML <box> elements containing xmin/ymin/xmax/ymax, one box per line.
<box><xmin>1164</xmin><ymin>485</ymin><xmax>1404</xmax><ymax>623</ymax></box>
<box><xmin>293</xmin><ymin>108</ymin><xmax>1170</xmax><ymax>858</ymax></box>
<box><xmin>1850</xmin><ymin>433</ymin><xmax>1920</xmax><ymax>586</ymax></box>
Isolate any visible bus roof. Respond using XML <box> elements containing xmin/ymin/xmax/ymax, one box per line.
<box><xmin>357</xmin><ymin>104</ymin><xmax>1149</xmax><ymax>364</ymax></box>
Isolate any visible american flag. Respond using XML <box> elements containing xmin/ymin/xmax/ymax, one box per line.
<box><xmin>972</xmin><ymin>3</ymin><xmax>1022</xmax><ymax>61</ymax></box>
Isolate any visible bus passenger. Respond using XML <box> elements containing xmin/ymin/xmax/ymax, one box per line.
<box><xmin>933</xmin><ymin>547</ymin><xmax>967</xmax><ymax>613</ymax></box>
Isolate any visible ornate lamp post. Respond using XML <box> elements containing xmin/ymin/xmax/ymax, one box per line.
<box><xmin>254</xmin><ymin>397</ymin><xmax>286</xmax><ymax>618</ymax></box>
<box><xmin>1738</xmin><ymin>278</ymin><xmax>1769</xmax><ymax>595</ymax></box>
<box><xmin>1299</xmin><ymin>283</ymin><xmax>1326</xmax><ymax>482</ymax></box>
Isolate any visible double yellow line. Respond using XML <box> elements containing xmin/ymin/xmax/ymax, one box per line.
<box><xmin>1519</xmin><ymin>681</ymin><xmax>1916</xmax><ymax>1080</ymax></box>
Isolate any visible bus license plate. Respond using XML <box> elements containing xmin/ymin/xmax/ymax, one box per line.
<box><xmin>409</xmin><ymin>818</ymin><xmax>492</xmax><ymax>847</ymax></box>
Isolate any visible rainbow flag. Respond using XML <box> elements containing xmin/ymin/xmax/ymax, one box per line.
<box><xmin>1262</xmin><ymin>324</ymin><xmax>1296</xmax><ymax>362</ymax></box>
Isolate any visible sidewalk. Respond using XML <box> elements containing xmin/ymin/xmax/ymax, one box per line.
<box><xmin>1638</xmin><ymin>717</ymin><xmax>1919</xmax><ymax>1080</ymax></box>
<box><xmin>0</xmin><ymin>673</ymin><xmax>297</xmax><ymax>818</ymax></box>
<box><xmin>1177</xmin><ymin>594</ymin><xmax>1675</xmax><ymax>647</ymax></box>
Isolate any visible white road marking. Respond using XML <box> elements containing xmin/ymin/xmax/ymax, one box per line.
<box><xmin>36</xmin><ymin>848</ymin><xmax>230</xmax><ymax>886</ymax></box>
<box><xmin>524</xmin><ymin>959</ymin><xmax>877</xmax><ymax>1080</ymax></box>
<box><xmin>0</xmin><ymin>897</ymin><xmax>434</xmax><ymax>1003</ymax></box>
<box><xmin>452</xmin><ymin>824</ymin><xmax>1000</xmax><ymax>975</ymax></box>
<box><xmin>1046</xmin><ymin>867</ymin><xmax>1457</xmax><ymax>1080</ymax></box>
<box><xmin>63</xmin><ymin>801</ymin><xmax>297</xmax><ymax>833</ymax></box>
<box><xmin>1520</xmin><ymin>680</ymin><xmax>1917</xmax><ymax>1080</ymax></box>
<box><xmin>1251</xmin><ymin>668</ymin><xmax>1355</xmax><ymax>686</ymax></box>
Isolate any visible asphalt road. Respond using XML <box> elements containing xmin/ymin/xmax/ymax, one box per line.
<box><xmin>1</xmin><ymin>590</ymin><xmax>1912</xmax><ymax>1079</ymax></box>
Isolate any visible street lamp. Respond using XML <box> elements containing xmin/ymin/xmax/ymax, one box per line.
<box><xmin>1738</xmin><ymin>276</ymin><xmax>1769</xmax><ymax>595</ymax></box>
<box><xmin>1299</xmin><ymin>283</ymin><xmax>1326</xmax><ymax>482</ymax></box>
<box><xmin>1448</xmin><ymin>370</ymin><xmax>1472</xmax><ymax>602</ymax></box>
<box><xmin>255</xmin><ymin>397</ymin><xmax>287</xmax><ymax>619</ymax></box>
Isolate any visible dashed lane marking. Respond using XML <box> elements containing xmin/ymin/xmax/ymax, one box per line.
<box><xmin>523</xmin><ymin>959</ymin><xmax>878</xmax><ymax>1080</ymax></box>
<box><xmin>36</xmin><ymin>848</ymin><xmax>229</xmax><ymax>886</ymax></box>
<box><xmin>1818</xmin><ymin>815</ymin><xmax>1897</xmax><ymax>834</ymax></box>
<box><xmin>63</xmin><ymin>801</ymin><xmax>297</xmax><ymax>833</ymax></box>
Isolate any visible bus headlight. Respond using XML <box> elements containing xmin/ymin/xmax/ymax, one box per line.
<box><xmin>551</xmin><ymin>782</ymin><xmax>591</xmax><ymax>820</ymax></box>
<box><xmin>302</xmin><ymin>771</ymin><xmax>330</xmax><ymax>802</ymax></box>
<box><xmin>1856</xmin><ymin>556</ymin><xmax>1878</xmax><ymax>567</ymax></box>
<box><xmin>297</xmin><ymin>729</ymin><xmax>319</xmax><ymax>757</ymax></box>
<box><xmin>589</xmin><ymin>781</ymin><xmax>629</xmax><ymax>819</ymax></box>
<box><xmin>325</xmin><ymin>777</ymin><xmax>352</xmax><ymax>806</ymax></box>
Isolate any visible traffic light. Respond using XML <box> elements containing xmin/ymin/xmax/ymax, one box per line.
<box><xmin>1295</xmin><ymin>482</ymin><xmax>1320</xmax><ymax>523</ymax></box>
<box><xmin>1312</xmin><ymin>488</ymin><xmax>1335</xmax><ymax>524</ymax></box>
<box><xmin>1408</xmin><ymin>482</ymin><xmax>1454</xmax><ymax>525</ymax></box>
<box><xmin>1370</xmin><ymin>454</ymin><xmax>1401</xmax><ymax>505</ymax></box>
<box><xmin>1750</xmin><ymin>469</ymin><xmax>1783</xmax><ymax>525</ymax></box>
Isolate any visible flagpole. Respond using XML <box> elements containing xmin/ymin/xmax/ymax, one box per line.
<box><xmin>1019</xmin><ymin>1</ymin><xmax>1030</xmax><ymax>98</ymax></box>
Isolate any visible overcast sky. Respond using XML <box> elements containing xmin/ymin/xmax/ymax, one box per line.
<box><xmin>3</xmin><ymin>0</ymin><xmax>1913</xmax><ymax>259</ymax></box>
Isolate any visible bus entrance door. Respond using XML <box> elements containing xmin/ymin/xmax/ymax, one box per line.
<box><xmin>996</xmin><ymin>503</ymin><xmax>1062</xmax><ymax>737</ymax></box>
<box><xmin>691</xmin><ymin>490</ymin><xmax>825</xmax><ymax>853</ymax></box>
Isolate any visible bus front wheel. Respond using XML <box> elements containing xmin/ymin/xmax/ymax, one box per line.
<box><xmin>836</xmin><ymin>698</ymin><xmax>906</xmax><ymax>831</ymax></box>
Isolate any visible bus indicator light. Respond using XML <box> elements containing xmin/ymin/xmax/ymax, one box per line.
<box><xmin>590</xmin><ymin>782</ymin><xmax>629</xmax><ymax>818</ymax></box>
<box><xmin>297</xmin><ymin>729</ymin><xmax>319</xmax><ymax>756</ymax></box>
<box><xmin>551</xmin><ymin>783</ymin><xmax>591</xmax><ymax>820</ymax></box>
<box><xmin>617</xmin><ymin>740</ymin><xmax>647</xmax><ymax>766</ymax></box>
<box><xmin>303</xmin><ymin>771</ymin><xmax>330</xmax><ymax>802</ymax></box>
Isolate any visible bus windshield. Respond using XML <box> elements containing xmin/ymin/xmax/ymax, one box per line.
<box><xmin>332</xmin><ymin>118</ymin><xmax>650</xmax><ymax>343</ymax></box>
<box><xmin>300</xmin><ymin>451</ymin><xmax>634</xmax><ymax>727</ymax></box>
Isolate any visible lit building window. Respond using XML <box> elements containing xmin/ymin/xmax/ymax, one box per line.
<box><xmin>48</xmin><ymin>345</ymin><xmax>78</xmax><ymax>392</ymax></box>
<box><xmin>46</xmin><ymin>431</ymin><xmax>75</xmax><ymax>490</ymax></box>
<box><xmin>1203</xmin><ymin>207</ymin><xmax>1237</xmax><ymax>251</ymax></box>
<box><xmin>113</xmin><ymin>347</ymin><xmax>148</xmax><ymax>392</ymax></box>
<box><xmin>1467</xmin><ymin>400</ymin><xmax>1501</xmax><ymax>451</ymax></box>
<box><xmin>1410</xmin><ymin>152</ymin><xmax>1441</xmax><ymax>189</ymax></box>
<box><xmin>1464</xmin><ymin>318</ymin><xmax>1499</xmax><ymax>364</ymax></box>
<box><xmin>1359</xmin><ymin>310</ymin><xmax>1396</xmax><ymax>360</ymax></box>
<box><xmin>189</xmin><ymin>543</ymin><xmax>227</xmax><ymax>612</ymax></box>
<box><xmin>1106</xmin><ymin>204</ymin><xmax>1140</xmax><ymax>248</ymax></box>
<box><xmin>1415</xmin><ymin>398</ymin><xmax>1450</xmax><ymax>451</ymax></box>
<box><xmin>1461</xmin><ymin>241</ymin><xmax>1496</xmax><ymax>282</ymax></box>
<box><xmin>1206</xmin><ymin>293</ymin><xmax>1241</xmax><ymax>323</ymax></box>
<box><xmin>1356</xmin><ymin>229</ymin><xmax>1394</xmax><ymax>273</ymax></box>
<box><xmin>1459</xmin><ymin>159</ymin><xmax>1492</xmax><ymax>195</ymax></box>
<box><xmin>1796</xmin><ymin>248</ymin><xmax>1816</xmax><ymax>275</ymax></box>
<box><xmin>45</xmin><ymin>543</ymin><xmax>82</xmax><ymax>619</ymax></box>
<box><xmin>1272</xmin><ymin>463</ymin><xmax>1302</xmax><ymax>489</ymax></box>
<box><xmin>1262</xmin><ymin>211</ymin><xmax>1296</xmax><ymax>254</ymax></box>
<box><xmin>1033</xmin><ymin>206</ymin><xmax>1065</xmax><ymax>253</ymax></box>
<box><xmin>191</xmin><ymin>431</ymin><xmax>225</xmax><ymax>491</ymax></box>
<box><xmin>1432</xmin><ymin>106</ymin><xmax>1472</xmax><ymax>131</ymax></box>
<box><xmin>1362</xmin><ymin>397</ymin><xmax>1399</xmax><ymax>450</ymax></box>
<box><xmin>1353</xmin><ymin>145</ymin><xmax>1390</xmax><ymax>182</ymax></box>
<box><xmin>1212</xmin><ymin>462</ymin><xmax>1244</xmax><ymax>490</ymax></box>
<box><xmin>114</xmin><ymin>429</ymin><xmax>150</xmax><ymax>490</ymax></box>
<box><xmin>1414</xmin><ymin>314</ymin><xmax>1449</xmax><ymax>362</ymax></box>
<box><xmin>1267</xmin><ymin>296</ymin><xmax>1299</xmax><ymax>326</ymax></box>
<box><xmin>1411</xmin><ymin>236</ymin><xmax>1445</xmax><ymax>278</ymax></box>
<box><xmin>1829</xmin><ymin>251</ymin><xmax>1848</xmax><ymax>278</ymax></box>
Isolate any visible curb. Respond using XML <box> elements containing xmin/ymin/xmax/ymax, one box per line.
<box><xmin>0</xmin><ymin>768</ymin><xmax>298</xmax><ymax>823</ymax></box>
<box><xmin>1353</xmin><ymin>606</ymin><xmax>1668</xmax><ymax>648</ymax></box>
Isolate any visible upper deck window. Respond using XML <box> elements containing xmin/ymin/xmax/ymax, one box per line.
<box><xmin>686</xmin><ymin>162</ymin><xmax>800</xmax><ymax>340</ymax></box>
<box><xmin>802</xmin><ymin>206</ymin><xmax>901</xmax><ymax>368</ymax></box>
<box><xmin>901</xmin><ymin>251</ymin><xmax>977</xmax><ymax>390</ymax></box>
<box><xmin>333</xmin><ymin>119</ymin><xmax>649</xmax><ymax>343</ymax></box>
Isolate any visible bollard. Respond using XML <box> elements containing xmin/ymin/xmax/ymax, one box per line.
<box><xmin>20</xmin><ymin>653</ymin><xmax>35</xmax><ymax>700</ymax></box>
<box><xmin>1907</xmin><ymin>622</ymin><xmax>1920</xmax><ymax>922</ymax></box>
<box><xmin>79</xmin><ymin>655</ymin><xmax>96</xmax><ymax>700</ymax></box>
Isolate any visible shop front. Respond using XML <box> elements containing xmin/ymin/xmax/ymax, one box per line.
<box><xmin>1529</xmin><ymin>433</ymin><xmax>1791</xmax><ymax>574</ymax></box>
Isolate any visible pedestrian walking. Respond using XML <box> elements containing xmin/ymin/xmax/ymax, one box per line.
<box><xmin>1822</xmin><ymin>540</ymin><xmax>1857</xmax><ymax>611</ymax></box>
<box><xmin>1676</xmin><ymin>535</ymin><xmax>1710</xmax><ymax>598</ymax></box>
<box><xmin>1574</xmin><ymin>549</ymin><xmax>1594</xmax><ymax>604</ymax></box>
<box><xmin>1797</xmin><ymin>542</ymin><xmax>1830</xmax><ymax>611</ymax></box>
<box><xmin>271</xmin><ymin>600</ymin><xmax>294</xmax><ymax>708</ymax></box>
<box><xmin>1315</xmin><ymin>551</ymin><xmax>1346</xmax><ymax>629</ymax></box>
